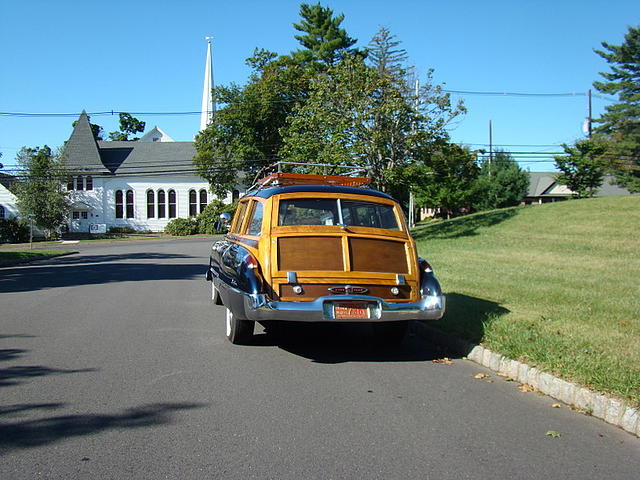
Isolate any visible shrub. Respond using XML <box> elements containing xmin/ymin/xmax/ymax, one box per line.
<box><xmin>165</xmin><ymin>217</ymin><xmax>199</xmax><ymax>236</ymax></box>
<box><xmin>197</xmin><ymin>199</ymin><xmax>237</xmax><ymax>234</ymax></box>
<box><xmin>0</xmin><ymin>218</ymin><xmax>30</xmax><ymax>243</ymax></box>
<box><xmin>108</xmin><ymin>226</ymin><xmax>136</xmax><ymax>235</ymax></box>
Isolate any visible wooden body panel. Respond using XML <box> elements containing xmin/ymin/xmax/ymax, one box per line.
<box><xmin>226</xmin><ymin>190</ymin><xmax>421</xmax><ymax>303</ymax></box>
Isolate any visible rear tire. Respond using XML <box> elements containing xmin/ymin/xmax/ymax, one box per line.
<box><xmin>372</xmin><ymin>321</ymin><xmax>408</xmax><ymax>346</ymax></box>
<box><xmin>211</xmin><ymin>281</ymin><xmax>222</xmax><ymax>305</ymax></box>
<box><xmin>225</xmin><ymin>307</ymin><xmax>254</xmax><ymax>345</ymax></box>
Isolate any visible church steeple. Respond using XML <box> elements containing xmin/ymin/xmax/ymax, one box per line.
<box><xmin>200</xmin><ymin>36</ymin><xmax>215</xmax><ymax>132</ymax></box>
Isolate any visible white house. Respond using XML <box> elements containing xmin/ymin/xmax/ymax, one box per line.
<box><xmin>0</xmin><ymin>173</ymin><xmax>19</xmax><ymax>220</ymax></box>
<box><xmin>62</xmin><ymin>111</ymin><xmax>242</xmax><ymax>233</ymax></box>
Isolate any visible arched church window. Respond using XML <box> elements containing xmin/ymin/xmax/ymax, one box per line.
<box><xmin>67</xmin><ymin>177</ymin><xmax>74</xmax><ymax>190</ymax></box>
<box><xmin>76</xmin><ymin>175</ymin><xmax>84</xmax><ymax>191</ymax></box>
<box><xmin>126</xmin><ymin>190</ymin><xmax>134</xmax><ymax>218</ymax></box>
<box><xmin>199</xmin><ymin>189</ymin><xmax>207</xmax><ymax>214</ymax></box>
<box><xmin>232</xmin><ymin>189</ymin><xmax>240</xmax><ymax>202</ymax></box>
<box><xmin>189</xmin><ymin>189</ymin><xmax>197</xmax><ymax>216</ymax></box>
<box><xmin>86</xmin><ymin>176</ymin><xmax>93</xmax><ymax>191</ymax></box>
<box><xmin>158</xmin><ymin>190</ymin><xmax>166</xmax><ymax>218</ymax></box>
<box><xmin>115</xmin><ymin>190</ymin><xmax>124</xmax><ymax>218</ymax></box>
<box><xmin>168</xmin><ymin>190</ymin><xmax>177</xmax><ymax>218</ymax></box>
<box><xmin>146</xmin><ymin>190</ymin><xmax>155</xmax><ymax>218</ymax></box>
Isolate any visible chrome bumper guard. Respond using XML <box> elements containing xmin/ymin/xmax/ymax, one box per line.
<box><xmin>241</xmin><ymin>292</ymin><xmax>445</xmax><ymax>322</ymax></box>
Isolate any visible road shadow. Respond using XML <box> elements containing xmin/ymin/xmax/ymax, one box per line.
<box><xmin>0</xmin><ymin>402</ymin><xmax>206</xmax><ymax>453</ymax></box>
<box><xmin>0</xmin><ymin>349</ymin><xmax>27</xmax><ymax>362</ymax></box>
<box><xmin>251</xmin><ymin>321</ymin><xmax>453</xmax><ymax>364</ymax></box>
<box><xmin>40</xmin><ymin>252</ymin><xmax>197</xmax><ymax>266</ymax></box>
<box><xmin>0</xmin><ymin>365</ymin><xmax>97</xmax><ymax>388</ymax></box>
<box><xmin>412</xmin><ymin>208</ymin><xmax>519</xmax><ymax>240</ymax></box>
<box><xmin>429</xmin><ymin>292</ymin><xmax>510</xmax><ymax>345</ymax></box>
<box><xmin>0</xmin><ymin>252</ymin><xmax>204</xmax><ymax>293</ymax></box>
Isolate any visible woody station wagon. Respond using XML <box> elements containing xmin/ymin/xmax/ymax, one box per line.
<box><xmin>206</xmin><ymin>167</ymin><xmax>445</xmax><ymax>344</ymax></box>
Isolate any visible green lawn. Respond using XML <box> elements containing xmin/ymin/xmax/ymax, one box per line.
<box><xmin>0</xmin><ymin>249</ymin><xmax>73</xmax><ymax>264</ymax></box>
<box><xmin>413</xmin><ymin>195</ymin><xmax>640</xmax><ymax>407</ymax></box>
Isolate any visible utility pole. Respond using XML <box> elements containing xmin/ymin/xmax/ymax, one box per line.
<box><xmin>489</xmin><ymin>120</ymin><xmax>493</xmax><ymax>175</ymax></box>
<box><xmin>408</xmin><ymin>78</ymin><xmax>420</xmax><ymax>229</ymax></box>
<box><xmin>587</xmin><ymin>89</ymin><xmax>592</xmax><ymax>138</ymax></box>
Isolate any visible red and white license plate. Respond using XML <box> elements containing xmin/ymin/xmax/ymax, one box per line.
<box><xmin>333</xmin><ymin>303</ymin><xmax>370</xmax><ymax>319</ymax></box>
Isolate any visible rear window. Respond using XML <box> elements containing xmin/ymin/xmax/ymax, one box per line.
<box><xmin>278</xmin><ymin>198</ymin><xmax>399</xmax><ymax>230</ymax></box>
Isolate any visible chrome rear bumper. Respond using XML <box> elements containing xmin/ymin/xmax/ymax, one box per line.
<box><xmin>220</xmin><ymin>283</ymin><xmax>445</xmax><ymax>322</ymax></box>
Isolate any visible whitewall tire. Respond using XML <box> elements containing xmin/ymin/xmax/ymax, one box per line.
<box><xmin>225</xmin><ymin>306</ymin><xmax>254</xmax><ymax>345</ymax></box>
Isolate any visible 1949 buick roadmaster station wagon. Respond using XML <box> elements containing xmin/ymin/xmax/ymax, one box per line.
<box><xmin>206</xmin><ymin>165</ymin><xmax>445</xmax><ymax>345</ymax></box>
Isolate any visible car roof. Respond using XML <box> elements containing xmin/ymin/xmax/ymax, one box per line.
<box><xmin>246</xmin><ymin>185</ymin><xmax>396</xmax><ymax>201</ymax></box>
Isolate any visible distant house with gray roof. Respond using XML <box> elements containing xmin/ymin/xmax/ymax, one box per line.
<box><xmin>524</xmin><ymin>172</ymin><xmax>630</xmax><ymax>205</ymax></box>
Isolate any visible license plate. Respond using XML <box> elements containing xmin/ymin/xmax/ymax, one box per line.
<box><xmin>333</xmin><ymin>303</ymin><xmax>370</xmax><ymax>319</ymax></box>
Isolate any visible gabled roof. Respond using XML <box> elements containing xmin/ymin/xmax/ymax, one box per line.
<box><xmin>62</xmin><ymin>112</ymin><xmax>196</xmax><ymax>176</ymax></box>
<box><xmin>0</xmin><ymin>172</ymin><xmax>16</xmax><ymax>190</ymax></box>
<box><xmin>97</xmin><ymin>141</ymin><xmax>196</xmax><ymax>175</ymax></box>
<box><xmin>527</xmin><ymin>172</ymin><xmax>559</xmax><ymax>197</ymax></box>
<box><xmin>63</xmin><ymin>111</ymin><xmax>111</xmax><ymax>174</ymax></box>
<box><xmin>139</xmin><ymin>126</ymin><xmax>175</xmax><ymax>142</ymax></box>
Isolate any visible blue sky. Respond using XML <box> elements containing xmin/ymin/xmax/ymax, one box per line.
<box><xmin>1</xmin><ymin>0</ymin><xmax>637</xmax><ymax>172</ymax></box>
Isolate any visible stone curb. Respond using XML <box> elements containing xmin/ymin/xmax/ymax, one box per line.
<box><xmin>413</xmin><ymin>321</ymin><xmax>639</xmax><ymax>438</ymax></box>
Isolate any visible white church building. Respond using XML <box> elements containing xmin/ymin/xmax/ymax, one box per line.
<box><xmin>1</xmin><ymin>39</ymin><xmax>244</xmax><ymax>234</ymax></box>
<box><xmin>62</xmin><ymin>111</ymin><xmax>240</xmax><ymax>233</ymax></box>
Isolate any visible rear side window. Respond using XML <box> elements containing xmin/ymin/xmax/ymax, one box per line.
<box><xmin>247</xmin><ymin>201</ymin><xmax>264</xmax><ymax>235</ymax></box>
<box><xmin>341</xmin><ymin>200</ymin><xmax>398</xmax><ymax>230</ymax></box>
<box><xmin>231</xmin><ymin>201</ymin><xmax>249</xmax><ymax>233</ymax></box>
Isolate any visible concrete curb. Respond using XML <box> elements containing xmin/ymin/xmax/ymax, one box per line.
<box><xmin>413</xmin><ymin>321</ymin><xmax>639</xmax><ymax>438</ymax></box>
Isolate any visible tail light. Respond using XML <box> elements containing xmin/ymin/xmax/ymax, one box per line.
<box><xmin>419</xmin><ymin>259</ymin><xmax>433</xmax><ymax>273</ymax></box>
<box><xmin>245</xmin><ymin>255</ymin><xmax>259</xmax><ymax>270</ymax></box>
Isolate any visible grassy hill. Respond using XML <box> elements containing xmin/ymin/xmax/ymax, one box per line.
<box><xmin>413</xmin><ymin>195</ymin><xmax>639</xmax><ymax>407</ymax></box>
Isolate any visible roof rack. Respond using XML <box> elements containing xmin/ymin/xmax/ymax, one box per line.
<box><xmin>249</xmin><ymin>162</ymin><xmax>371</xmax><ymax>190</ymax></box>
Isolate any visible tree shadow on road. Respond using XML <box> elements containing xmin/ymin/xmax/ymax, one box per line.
<box><xmin>0</xmin><ymin>365</ymin><xmax>98</xmax><ymax>388</ymax></box>
<box><xmin>0</xmin><ymin>402</ymin><xmax>206</xmax><ymax>453</ymax></box>
<box><xmin>0</xmin><ymin>252</ymin><xmax>205</xmax><ymax>293</ymax></box>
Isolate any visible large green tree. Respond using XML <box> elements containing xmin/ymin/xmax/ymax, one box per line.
<box><xmin>14</xmin><ymin>145</ymin><xmax>70</xmax><ymax>238</ymax></box>
<box><xmin>282</xmin><ymin>28</ymin><xmax>464</xmax><ymax>195</ymax></box>
<box><xmin>410</xmin><ymin>143</ymin><xmax>479</xmax><ymax>219</ymax></box>
<box><xmin>593</xmin><ymin>25</ymin><xmax>640</xmax><ymax>192</ymax></box>
<box><xmin>554</xmin><ymin>139</ymin><xmax>607</xmax><ymax>198</ymax></box>
<box><xmin>473</xmin><ymin>150</ymin><xmax>530</xmax><ymax>211</ymax></box>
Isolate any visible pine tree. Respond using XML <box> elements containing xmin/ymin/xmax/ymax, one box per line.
<box><xmin>593</xmin><ymin>25</ymin><xmax>640</xmax><ymax>192</ymax></box>
<box><xmin>368</xmin><ymin>26</ymin><xmax>408</xmax><ymax>77</ymax></box>
<box><xmin>292</xmin><ymin>3</ymin><xmax>357</xmax><ymax>68</ymax></box>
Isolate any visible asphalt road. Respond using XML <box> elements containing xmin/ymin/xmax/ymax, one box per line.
<box><xmin>0</xmin><ymin>238</ymin><xmax>638</xmax><ymax>479</ymax></box>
